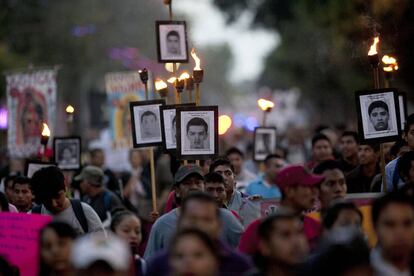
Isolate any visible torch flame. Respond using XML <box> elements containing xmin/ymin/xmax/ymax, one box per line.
<box><xmin>368</xmin><ymin>37</ymin><xmax>379</xmax><ymax>56</ymax></box>
<box><xmin>257</xmin><ymin>99</ymin><xmax>275</xmax><ymax>111</ymax></box>
<box><xmin>179</xmin><ymin>72</ymin><xmax>190</xmax><ymax>80</ymax></box>
<box><xmin>165</xmin><ymin>63</ymin><xmax>180</xmax><ymax>73</ymax></box>
<box><xmin>219</xmin><ymin>115</ymin><xmax>232</xmax><ymax>135</ymax></box>
<box><xmin>383</xmin><ymin>66</ymin><xmax>393</xmax><ymax>72</ymax></box>
<box><xmin>382</xmin><ymin>55</ymin><xmax>398</xmax><ymax>72</ymax></box>
<box><xmin>155</xmin><ymin>79</ymin><xmax>167</xmax><ymax>90</ymax></box>
<box><xmin>382</xmin><ymin>55</ymin><xmax>397</xmax><ymax>65</ymax></box>
<box><xmin>42</xmin><ymin>123</ymin><xmax>51</xmax><ymax>137</ymax></box>
<box><xmin>167</xmin><ymin>77</ymin><xmax>177</xmax><ymax>84</ymax></box>
<box><xmin>191</xmin><ymin>48</ymin><xmax>201</xmax><ymax>70</ymax></box>
<box><xmin>65</xmin><ymin>105</ymin><xmax>74</xmax><ymax>114</ymax></box>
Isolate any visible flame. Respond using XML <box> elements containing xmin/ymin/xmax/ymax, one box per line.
<box><xmin>219</xmin><ymin>115</ymin><xmax>232</xmax><ymax>135</ymax></box>
<box><xmin>165</xmin><ymin>63</ymin><xmax>180</xmax><ymax>73</ymax></box>
<box><xmin>257</xmin><ymin>99</ymin><xmax>275</xmax><ymax>111</ymax></box>
<box><xmin>382</xmin><ymin>55</ymin><xmax>398</xmax><ymax>72</ymax></box>
<box><xmin>65</xmin><ymin>105</ymin><xmax>74</xmax><ymax>114</ymax></box>
<box><xmin>382</xmin><ymin>55</ymin><xmax>397</xmax><ymax>65</ymax></box>
<box><xmin>368</xmin><ymin>37</ymin><xmax>379</xmax><ymax>56</ymax></box>
<box><xmin>191</xmin><ymin>48</ymin><xmax>201</xmax><ymax>70</ymax></box>
<box><xmin>179</xmin><ymin>72</ymin><xmax>190</xmax><ymax>80</ymax></box>
<box><xmin>155</xmin><ymin>79</ymin><xmax>167</xmax><ymax>90</ymax></box>
<box><xmin>167</xmin><ymin>77</ymin><xmax>177</xmax><ymax>84</ymax></box>
<box><xmin>42</xmin><ymin>123</ymin><xmax>51</xmax><ymax>137</ymax></box>
<box><xmin>383</xmin><ymin>66</ymin><xmax>393</xmax><ymax>72</ymax></box>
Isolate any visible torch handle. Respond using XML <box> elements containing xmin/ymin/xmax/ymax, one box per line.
<box><xmin>373</xmin><ymin>67</ymin><xmax>380</xmax><ymax>89</ymax></box>
<box><xmin>144</xmin><ymin>83</ymin><xmax>149</xmax><ymax>101</ymax></box>
<box><xmin>195</xmin><ymin>84</ymin><xmax>201</xmax><ymax>106</ymax></box>
<box><xmin>149</xmin><ymin>148</ymin><xmax>158</xmax><ymax>212</ymax></box>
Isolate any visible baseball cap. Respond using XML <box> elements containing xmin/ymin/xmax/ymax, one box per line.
<box><xmin>74</xmin><ymin>166</ymin><xmax>104</xmax><ymax>185</ymax></box>
<box><xmin>174</xmin><ymin>164</ymin><xmax>204</xmax><ymax>185</ymax></box>
<box><xmin>71</xmin><ymin>232</ymin><xmax>131</xmax><ymax>271</ymax></box>
<box><xmin>275</xmin><ymin>164</ymin><xmax>325</xmax><ymax>191</ymax></box>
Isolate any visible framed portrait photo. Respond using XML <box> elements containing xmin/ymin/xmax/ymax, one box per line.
<box><xmin>160</xmin><ymin>103</ymin><xmax>195</xmax><ymax>153</ymax></box>
<box><xmin>130</xmin><ymin>99</ymin><xmax>165</xmax><ymax>148</ymax></box>
<box><xmin>398</xmin><ymin>91</ymin><xmax>407</xmax><ymax>131</ymax></box>
<box><xmin>25</xmin><ymin>160</ymin><xmax>56</xmax><ymax>178</ymax></box>
<box><xmin>254</xmin><ymin>127</ymin><xmax>277</xmax><ymax>161</ymax></box>
<box><xmin>355</xmin><ymin>88</ymin><xmax>402</xmax><ymax>144</ymax></box>
<box><xmin>156</xmin><ymin>20</ymin><xmax>189</xmax><ymax>63</ymax></box>
<box><xmin>176</xmin><ymin>106</ymin><xmax>219</xmax><ymax>160</ymax></box>
<box><xmin>53</xmin><ymin>137</ymin><xmax>81</xmax><ymax>170</ymax></box>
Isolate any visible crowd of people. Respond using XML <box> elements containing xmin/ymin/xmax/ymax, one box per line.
<box><xmin>0</xmin><ymin>113</ymin><xmax>414</xmax><ymax>275</ymax></box>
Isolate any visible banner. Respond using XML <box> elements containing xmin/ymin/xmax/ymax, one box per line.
<box><xmin>6</xmin><ymin>69</ymin><xmax>57</xmax><ymax>158</ymax></box>
<box><xmin>105</xmin><ymin>71</ymin><xmax>146</xmax><ymax>147</ymax></box>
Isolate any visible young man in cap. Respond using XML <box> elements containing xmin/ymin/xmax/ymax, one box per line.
<box><xmin>144</xmin><ymin>165</ymin><xmax>244</xmax><ymax>259</ymax></box>
<box><xmin>76</xmin><ymin>165</ymin><xmax>124</xmax><ymax>226</ymax></box>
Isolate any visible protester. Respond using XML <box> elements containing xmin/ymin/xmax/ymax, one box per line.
<box><xmin>204</xmin><ymin>172</ymin><xmax>228</xmax><ymax>208</ymax></box>
<box><xmin>146</xmin><ymin>193</ymin><xmax>252</xmax><ymax>275</ymax></box>
<box><xmin>76</xmin><ymin>165</ymin><xmax>124</xmax><ymax>226</ymax></box>
<box><xmin>144</xmin><ymin>165</ymin><xmax>244</xmax><ymax>259</ymax></box>
<box><xmin>371</xmin><ymin>192</ymin><xmax>414</xmax><ymax>275</ymax></box>
<box><xmin>89</xmin><ymin>148</ymin><xmax>119</xmax><ymax>192</ymax></box>
<box><xmin>346</xmin><ymin>144</ymin><xmax>381</xmax><ymax>193</ymax></box>
<box><xmin>71</xmin><ymin>232</ymin><xmax>131</xmax><ymax>276</ymax></box>
<box><xmin>397</xmin><ymin>151</ymin><xmax>414</xmax><ymax>184</ymax></box>
<box><xmin>246</xmin><ymin>154</ymin><xmax>285</xmax><ymax>199</ymax></box>
<box><xmin>0</xmin><ymin>191</ymin><xmax>9</xmax><ymax>211</ymax></box>
<box><xmin>12</xmin><ymin>176</ymin><xmax>33</xmax><ymax>212</ymax></box>
<box><xmin>226</xmin><ymin>147</ymin><xmax>257</xmax><ymax>192</ymax></box>
<box><xmin>110</xmin><ymin>210</ymin><xmax>145</xmax><ymax>275</ymax></box>
<box><xmin>210</xmin><ymin>157</ymin><xmax>261</xmax><ymax>227</ymax></box>
<box><xmin>322</xmin><ymin>201</ymin><xmax>363</xmax><ymax>232</ymax></box>
<box><xmin>306</xmin><ymin>133</ymin><xmax>334</xmax><ymax>170</ymax></box>
<box><xmin>2</xmin><ymin>173</ymin><xmax>18</xmax><ymax>203</ymax></box>
<box><xmin>338</xmin><ymin>131</ymin><xmax>360</xmax><ymax>173</ymax></box>
<box><xmin>246</xmin><ymin>211</ymin><xmax>309</xmax><ymax>276</ymax></box>
<box><xmin>31</xmin><ymin>166</ymin><xmax>104</xmax><ymax>234</ymax></box>
<box><xmin>39</xmin><ymin>221</ymin><xmax>77</xmax><ymax>276</ymax></box>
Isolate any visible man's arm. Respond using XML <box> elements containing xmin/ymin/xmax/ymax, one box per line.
<box><xmin>219</xmin><ymin>208</ymin><xmax>244</xmax><ymax>248</ymax></box>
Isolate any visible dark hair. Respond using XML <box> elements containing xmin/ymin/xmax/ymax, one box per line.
<box><xmin>31</xmin><ymin>166</ymin><xmax>65</xmax><ymax>204</ymax></box>
<box><xmin>0</xmin><ymin>256</ymin><xmax>19</xmax><ymax>276</ymax></box>
<box><xmin>397</xmin><ymin>151</ymin><xmax>414</xmax><ymax>181</ymax></box>
<box><xmin>341</xmin><ymin>131</ymin><xmax>359</xmax><ymax>144</ymax></box>
<box><xmin>209</xmin><ymin>157</ymin><xmax>235</xmax><ymax>174</ymax></box>
<box><xmin>264</xmin><ymin>154</ymin><xmax>283</xmax><ymax>165</ymax></box>
<box><xmin>140</xmin><ymin>110</ymin><xmax>156</xmax><ymax>122</ymax></box>
<box><xmin>258</xmin><ymin>211</ymin><xmax>299</xmax><ymax>241</ymax></box>
<box><xmin>89</xmin><ymin>148</ymin><xmax>103</xmax><ymax>157</ymax></box>
<box><xmin>4</xmin><ymin>173</ymin><xmax>20</xmax><ymax>189</ymax></box>
<box><xmin>313</xmin><ymin>160</ymin><xmax>343</xmax><ymax>175</ymax></box>
<box><xmin>181</xmin><ymin>192</ymin><xmax>219</xmax><ymax>218</ymax></box>
<box><xmin>322</xmin><ymin>201</ymin><xmax>363</xmax><ymax>230</ymax></box>
<box><xmin>169</xmin><ymin>228</ymin><xmax>219</xmax><ymax>259</ymax></box>
<box><xmin>119</xmin><ymin>171</ymin><xmax>132</xmax><ymax>188</ymax></box>
<box><xmin>12</xmin><ymin>176</ymin><xmax>31</xmax><ymax>189</ymax></box>
<box><xmin>0</xmin><ymin>192</ymin><xmax>9</xmax><ymax>211</ymax></box>
<box><xmin>167</xmin><ymin>30</ymin><xmax>180</xmax><ymax>39</ymax></box>
<box><xmin>404</xmin><ymin>113</ymin><xmax>414</xmax><ymax>135</ymax></box>
<box><xmin>368</xmin><ymin>100</ymin><xmax>389</xmax><ymax>116</ymax></box>
<box><xmin>110</xmin><ymin>210</ymin><xmax>141</xmax><ymax>232</ymax></box>
<box><xmin>390</xmin><ymin>139</ymin><xmax>408</xmax><ymax>158</ymax></box>
<box><xmin>360</xmin><ymin>143</ymin><xmax>380</xmax><ymax>152</ymax></box>
<box><xmin>372</xmin><ymin>192</ymin><xmax>414</xmax><ymax>227</ymax></box>
<box><xmin>312</xmin><ymin>133</ymin><xmax>331</xmax><ymax>147</ymax></box>
<box><xmin>225</xmin><ymin>147</ymin><xmax>244</xmax><ymax>159</ymax></box>
<box><xmin>204</xmin><ymin>172</ymin><xmax>225</xmax><ymax>184</ymax></box>
<box><xmin>186</xmin><ymin>117</ymin><xmax>208</xmax><ymax>133</ymax></box>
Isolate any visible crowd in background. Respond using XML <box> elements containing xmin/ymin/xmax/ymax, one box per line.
<box><xmin>0</xmin><ymin>113</ymin><xmax>414</xmax><ymax>275</ymax></box>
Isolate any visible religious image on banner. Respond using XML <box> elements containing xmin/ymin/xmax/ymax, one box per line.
<box><xmin>6</xmin><ymin>70</ymin><xmax>57</xmax><ymax>158</ymax></box>
<box><xmin>105</xmin><ymin>71</ymin><xmax>146</xmax><ymax>147</ymax></box>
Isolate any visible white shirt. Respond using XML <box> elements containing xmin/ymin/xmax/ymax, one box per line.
<box><xmin>370</xmin><ymin>247</ymin><xmax>411</xmax><ymax>276</ymax></box>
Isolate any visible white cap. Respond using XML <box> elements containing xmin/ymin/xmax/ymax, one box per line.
<box><xmin>71</xmin><ymin>232</ymin><xmax>131</xmax><ymax>271</ymax></box>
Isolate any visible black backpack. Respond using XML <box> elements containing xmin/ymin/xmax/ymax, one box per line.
<box><xmin>32</xmin><ymin>199</ymin><xmax>89</xmax><ymax>233</ymax></box>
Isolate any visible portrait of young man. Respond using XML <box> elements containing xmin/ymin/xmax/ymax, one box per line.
<box><xmin>185</xmin><ymin>117</ymin><xmax>209</xmax><ymax>150</ymax></box>
<box><xmin>140</xmin><ymin>110</ymin><xmax>160</xmax><ymax>140</ymax></box>
<box><xmin>368</xmin><ymin>100</ymin><xmax>390</xmax><ymax>131</ymax></box>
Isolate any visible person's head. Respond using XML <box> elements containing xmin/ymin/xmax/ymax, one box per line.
<box><xmin>398</xmin><ymin>151</ymin><xmax>414</xmax><ymax>184</ymax></box>
<box><xmin>264</xmin><ymin>154</ymin><xmax>286</xmax><ymax>183</ymax></box>
<box><xmin>179</xmin><ymin>192</ymin><xmax>221</xmax><ymax>239</ymax></box>
<box><xmin>403</xmin><ymin>113</ymin><xmax>414</xmax><ymax>149</ymax></box>
<box><xmin>339</xmin><ymin>131</ymin><xmax>359</xmax><ymax>159</ymax></box>
<box><xmin>169</xmin><ymin>228</ymin><xmax>219</xmax><ymax>276</ymax></box>
<box><xmin>313</xmin><ymin>160</ymin><xmax>347</xmax><ymax>209</ymax></box>
<box><xmin>12</xmin><ymin>176</ymin><xmax>33</xmax><ymax>211</ymax></box>
<box><xmin>358</xmin><ymin>144</ymin><xmax>379</xmax><ymax>166</ymax></box>
<box><xmin>389</xmin><ymin>139</ymin><xmax>410</xmax><ymax>160</ymax></box>
<box><xmin>3</xmin><ymin>174</ymin><xmax>18</xmax><ymax>202</ymax></box>
<box><xmin>257</xmin><ymin>211</ymin><xmax>309</xmax><ymax>269</ymax></box>
<box><xmin>0</xmin><ymin>192</ymin><xmax>9</xmax><ymax>212</ymax></box>
<box><xmin>40</xmin><ymin>221</ymin><xmax>77</xmax><ymax>275</ymax></box>
<box><xmin>110</xmin><ymin>210</ymin><xmax>142</xmax><ymax>255</ymax></box>
<box><xmin>209</xmin><ymin>157</ymin><xmax>235</xmax><ymax>200</ymax></box>
<box><xmin>368</xmin><ymin>100</ymin><xmax>389</xmax><ymax>131</ymax></box>
<box><xmin>174</xmin><ymin>165</ymin><xmax>205</xmax><ymax>201</ymax></box>
<box><xmin>204</xmin><ymin>172</ymin><xmax>227</xmax><ymax>207</ymax></box>
<box><xmin>31</xmin><ymin>166</ymin><xmax>68</xmax><ymax>214</ymax></box>
<box><xmin>275</xmin><ymin>165</ymin><xmax>324</xmax><ymax>212</ymax></box>
<box><xmin>186</xmin><ymin>117</ymin><xmax>208</xmax><ymax>149</ymax></box>
<box><xmin>71</xmin><ymin>232</ymin><xmax>131</xmax><ymax>276</ymax></box>
<box><xmin>75</xmin><ymin>166</ymin><xmax>105</xmax><ymax>195</ymax></box>
<box><xmin>322</xmin><ymin>201</ymin><xmax>363</xmax><ymax>231</ymax></box>
<box><xmin>166</xmin><ymin>30</ymin><xmax>181</xmax><ymax>55</ymax></box>
<box><xmin>128</xmin><ymin>149</ymin><xmax>142</xmax><ymax>168</ymax></box>
<box><xmin>372</xmin><ymin>192</ymin><xmax>414</xmax><ymax>262</ymax></box>
<box><xmin>225</xmin><ymin>147</ymin><xmax>244</xmax><ymax>175</ymax></box>
<box><xmin>89</xmin><ymin>148</ymin><xmax>105</xmax><ymax>167</ymax></box>
<box><xmin>311</xmin><ymin>133</ymin><xmax>333</xmax><ymax>162</ymax></box>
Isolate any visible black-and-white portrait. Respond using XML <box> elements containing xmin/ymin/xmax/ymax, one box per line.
<box><xmin>356</xmin><ymin>89</ymin><xmax>401</xmax><ymax>143</ymax></box>
<box><xmin>26</xmin><ymin>161</ymin><xmax>56</xmax><ymax>178</ymax></box>
<box><xmin>130</xmin><ymin>99</ymin><xmax>165</xmax><ymax>148</ymax></box>
<box><xmin>176</xmin><ymin>106</ymin><xmax>218</xmax><ymax>160</ymax></box>
<box><xmin>54</xmin><ymin>137</ymin><xmax>81</xmax><ymax>170</ymax></box>
<box><xmin>254</xmin><ymin>127</ymin><xmax>277</xmax><ymax>161</ymax></box>
<box><xmin>156</xmin><ymin>21</ymin><xmax>189</xmax><ymax>63</ymax></box>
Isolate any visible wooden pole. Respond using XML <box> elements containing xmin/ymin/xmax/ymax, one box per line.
<box><xmin>195</xmin><ymin>83</ymin><xmax>201</xmax><ymax>106</ymax></box>
<box><xmin>262</xmin><ymin>111</ymin><xmax>267</xmax><ymax>127</ymax></box>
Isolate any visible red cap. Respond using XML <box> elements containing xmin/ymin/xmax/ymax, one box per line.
<box><xmin>275</xmin><ymin>165</ymin><xmax>325</xmax><ymax>191</ymax></box>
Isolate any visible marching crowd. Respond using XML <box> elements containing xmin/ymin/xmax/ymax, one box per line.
<box><xmin>1</xmin><ymin>113</ymin><xmax>414</xmax><ymax>275</ymax></box>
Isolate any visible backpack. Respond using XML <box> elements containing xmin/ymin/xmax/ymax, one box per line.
<box><xmin>32</xmin><ymin>199</ymin><xmax>89</xmax><ymax>233</ymax></box>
